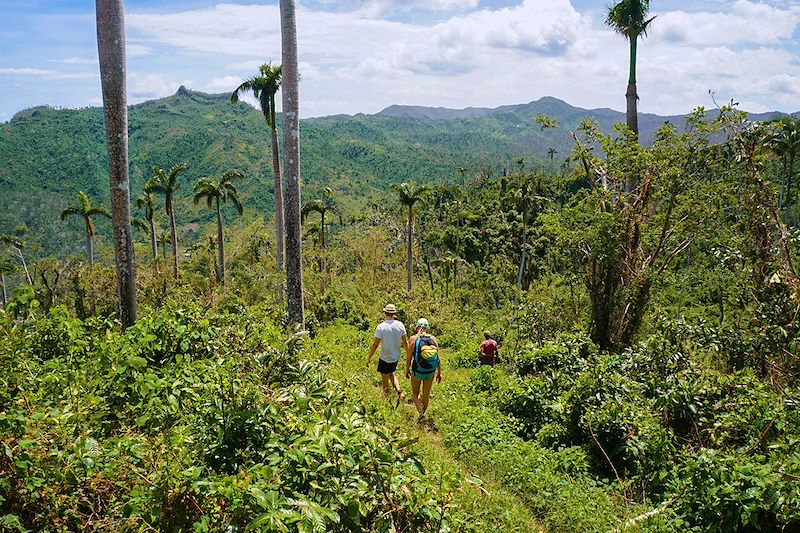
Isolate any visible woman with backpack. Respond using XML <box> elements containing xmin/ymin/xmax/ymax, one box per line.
<box><xmin>405</xmin><ymin>318</ymin><xmax>442</xmax><ymax>424</ymax></box>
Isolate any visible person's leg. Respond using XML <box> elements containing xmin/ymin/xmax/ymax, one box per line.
<box><xmin>410</xmin><ymin>376</ymin><xmax>424</xmax><ymax>414</ymax></box>
<box><xmin>390</xmin><ymin>372</ymin><xmax>401</xmax><ymax>393</ymax></box>
<box><xmin>420</xmin><ymin>378</ymin><xmax>434</xmax><ymax>413</ymax></box>
<box><xmin>380</xmin><ymin>373</ymin><xmax>392</xmax><ymax>396</ymax></box>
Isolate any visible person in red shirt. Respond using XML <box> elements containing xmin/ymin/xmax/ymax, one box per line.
<box><xmin>479</xmin><ymin>331</ymin><xmax>498</xmax><ymax>366</ymax></box>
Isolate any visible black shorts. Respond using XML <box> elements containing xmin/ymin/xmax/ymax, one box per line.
<box><xmin>479</xmin><ymin>356</ymin><xmax>496</xmax><ymax>367</ymax></box>
<box><xmin>377</xmin><ymin>359</ymin><xmax>398</xmax><ymax>374</ymax></box>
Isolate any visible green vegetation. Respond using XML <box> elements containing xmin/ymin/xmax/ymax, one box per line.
<box><xmin>60</xmin><ymin>191</ymin><xmax>111</xmax><ymax>266</ymax></box>
<box><xmin>8</xmin><ymin>87</ymin><xmax>789</xmax><ymax>261</ymax></box>
<box><xmin>193</xmin><ymin>171</ymin><xmax>246</xmax><ymax>285</ymax></box>
<box><xmin>3</xmin><ymin>55</ymin><xmax>800</xmax><ymax>532</ymax></box>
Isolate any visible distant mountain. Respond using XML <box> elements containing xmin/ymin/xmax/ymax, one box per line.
<box><xmin>0</xmin><ymin>88</ymin><xmax>795</xmax><ymax>259</ymax></box>
<box><xmin>378</xmin><ymin>96</ymin><xmax>793</xmax><ymax>145</ymax></box>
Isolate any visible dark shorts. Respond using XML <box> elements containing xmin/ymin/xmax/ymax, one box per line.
<box><xmin>377</xmin><ymin>359</ymin><xmax>398</xmax><ymax>374</ymax></box>
<box><xmin>479</xmin><ymin>356</ymin><xmax>496</xmax><ymax>367</ymax></box>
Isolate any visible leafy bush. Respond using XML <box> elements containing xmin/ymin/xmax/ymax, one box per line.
<box><xmin>497</xmin><ymin>376</ymin><xmax>559</xmax><ymax>440</ymax></box>
<box><xmin>0</xmin><ymin>305</ymin><xmax>454</xmax><ymax>531</ymax></box>
<box><xmin>669</xmin><ymin>448</ymin><xmax>800</xmax><ymax>531</ymax></box>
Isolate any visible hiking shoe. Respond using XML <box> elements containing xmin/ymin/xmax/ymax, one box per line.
<box><xmin>417</xmin><ymin>413</ymin><xmax>426</xmax><ymax>425</ymax></box>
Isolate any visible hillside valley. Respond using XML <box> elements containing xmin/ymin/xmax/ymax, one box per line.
<box><xmin>0</xmin><ymin>86</ymin><xmax>795</xmax><ymax>259</ymax></box>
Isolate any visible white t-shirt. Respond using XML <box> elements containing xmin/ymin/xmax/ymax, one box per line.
<box><xmin>375</xmin><ymin>319</ymin><xmax>407</xmax><ymax>363</ymax></box>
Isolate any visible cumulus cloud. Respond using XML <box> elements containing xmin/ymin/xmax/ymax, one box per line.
<box><xmin>128</xmin><ymin>4</ymin><xmax>282</xmax><ymax>57</ymax></box>
<box><xmin>651</xmin><ymin>0</ymin><xmax>800</xmax><ymax>46</ymax></box>
<box><xmin>128</xmin><ymin>72</ymin><xmax>192</xmax><ymax>100</ymax></box>
<box><xmin>0</xmin><ymin>67</ymin><xmax>58</xmax><ymax>76</ymax></box>
<box><xmin>203</xmin><ymin>75</ymin><xmax>243</xmax><ymax>93</ymax></box>
<box><xmin>356</xmin><ymin>0</ymin><xmax>478</xmax><ymax>18</ymax></box>
<box><xmin>9</xmin><ymin>0</ymin><xmax>799</xmax><ymax>119</ymax></box>
<box><xmin>0</xmin><ymin>67</ymin><xmax>96</xmax><ymax>80</ymax></box>
<box><xmin>127</xmin><ymin>43</ymin><xmax>155</xmax><ymax>58</ymax></box>
<box><xmin>46</xmin><ymin>56</ymin><xmax>97</xmax><ymax>65</ymax></box>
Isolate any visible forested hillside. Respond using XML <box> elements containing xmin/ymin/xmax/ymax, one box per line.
<box><xmin>2</xmin><ymin>87</ymin><xmax>791</xmax><ymax>260</ymax></box>
<box><xmin>3</xmin><ymin>97</ymin><xmax>800</xmax><ymax>530</ymax></box>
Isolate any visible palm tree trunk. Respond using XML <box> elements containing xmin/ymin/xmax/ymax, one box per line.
<box><xmin>786</xmin><ymin>152</ymin><xmax>796</xmax><ymax>226</ymax></box>
<box><xmin>86</xmin><ymin>231</ymin><xmax>94</xmax><ymax>265</ymax></box>
<box><xmin>280</xmin><ymin>0</ymin><xmax>305</xmax><ymax>328</ymax></box>
<box><xmin>779</xmin><ymin>155</ymin><xmax>787</xmax><ymax>210</ymax></box>
<box><xmin>514</xmin><ymin>209</ymin><xmax>527</xmax><ymax>306</ymax></box>
<box><xmin>455</xmin><ymin>208</ymin><xmax>461</xmax><ymax>286</ymax></box>
<box><xmin>624</xmin><ymin>38</ymin><xmax>640</xmax><ymax>195</ymax></box>
<box><xmin>96</xmin><ymin>0</ymin><xmax>136</xmax><ymax>328</ymax></box>
<box><xmin>320</xmin><ymin>211</ymin><xmax>326</xmax><ymax>273</ymax></box>
<box><xmin>216</xmin><ymin>200</ymin><xmax>225</xmax><ymax>285</ymax></box>
<box><xmin>407</xmin><ymin>206</ymin><xmax>413</xmax><ymax>292</ymax></box>
<box><xmin>626</xmin><ymin>37</ymin><xmax>639</xmax><ymax>136</ymax></box>
<box><xmin>271</xmin><ymin>122</ymin><xmax>285</xmax><ymax>281</ymax></box>
<box><xmin>14</xmin><ymin>247</ymin><xmax>32</xmax><ymax>285</ymax></box>
<box><xmin>1</xmin><ymin>272</ymin><xmax>6</xmax><ymax>307</ymax></box>
<box><xmin>148</xmin><ymin>217</ymin><xmax>159</xmax><ymax>273</ymax></box>
<box><xmin>424</xmin><ymin>253</ymin><xmax>435</xmax><ymax>291</ymax></box>
<box><xmin>169</xmin><ymin>206</ymin><xmax>179</xmax><ymax>277</ymax></box>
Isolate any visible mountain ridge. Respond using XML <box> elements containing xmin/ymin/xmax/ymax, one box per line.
<box><xmin>1</xmin><ymin>86</ymin><xmax>797</xmax><ymax>259</ymax></box>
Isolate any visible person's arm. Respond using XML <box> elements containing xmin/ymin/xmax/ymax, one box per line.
<box><xmin>479</xmin><ymin>341</ymin><xmax>486</xmax><ymax>356</ymax></box>
<box><xmin>405</xmin><ymin>335</ymin><xmax>414</xmax><ymax>378</ymax></box>
<box><xmin>366</xmin><ymin>337</ymin><xmax>381</xmax><ymax>368</ymax></box>
<box><xmin>433</xmin><ymin>335</ymin><xmax>443</xmax><ymax>383</ymax></box>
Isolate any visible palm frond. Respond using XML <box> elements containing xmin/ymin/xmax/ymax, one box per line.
<box><xmin>87</xmin><ymin>207</ymin><xmax>111</xmax><ymax>218</ymax></box>
<box><xmin>60</xmin><ymin>206</ymin><xmax>81</xmax><ymax>221</ymax></box>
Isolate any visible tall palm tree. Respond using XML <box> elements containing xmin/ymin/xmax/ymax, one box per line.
<box><xmin>0</xmin><ymin>234</ymin><xmax>32</xmax><ymax>286</ymax></box>
<box><xmin>392</xmin><ymin>182</ymin><xmax>430</xmax><ymax>292</ymax></box>
<box><xmin>511</xmin><ymin>177</ymin><xmax>533</xmax><ymax>306</ymax></box>
<box><xmin>765</xmin><ymin>117</ymin><xmax>800</xmax><ymax>225</ymax></box>
<box><xmin>136</xmin><ymin>190</ymin><xmax>159</xmax><ymax>263</ymax></box>
<box><xmin>606</xmin><ymin>0</ymin><xmax>655</xmax><ymax>137</ymax></box>
<box><xmin>231</xmin><ymin>64</ymin><xmax>284</xmax><ymax>286</ymax></box>
<box><xmin>60</xmin><ymin>191</ymin><xmax>111</xmax><ymax>265</ymax></box>
<box><xmin>280</xmin><ymin>0</ymin><xmax>305</xmax><ymax>327</ymax></box>
<box><xmin>0</xmin><ymin>256</ymin><xmax>15</xmax><ymax>307</ymax></box>
<box><xmin>301</xmin><ymin>187</ymin><xmax>340</xmax><ymax>277</ymax></box>
<box><xmin>193</xmin><ymin>171</ymin><xmax>245</xmax><ymax>285</ymax></box>
<box><xmin>146</xmin><ymin>163</ymin><xmax>188</xmax><ymax>277</ymax></box>
<box><xmin>156</xmin><ymin>230</ymin><xmax>170</xmax><ymax>259</ymax></box>
<box><xmin>510</xmin><ymin>175</ymin><xmax>548</xmax><ymax>305</ymax></box>
<box><xmin>547</xmin><ymin>147</ymin><xmax>558</xmax><ymax>164</ymax></box>
<box><xmin>96</xmin><ymin>0</ymin><xmax>137</xmax><ymax>328</ymax></box>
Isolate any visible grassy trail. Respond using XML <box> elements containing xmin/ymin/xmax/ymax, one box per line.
<box><xmin>310</xmin><ymin>324</ymin><xmax>545</xmax><ymax>533</ymax></box>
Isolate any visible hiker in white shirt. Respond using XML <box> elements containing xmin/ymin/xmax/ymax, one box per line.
<box><xmin>366</xmin><ymin>303</ymin><xmax>408</xmax><ymax>407</ymax></box>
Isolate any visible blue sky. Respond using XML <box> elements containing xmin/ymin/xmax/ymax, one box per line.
<box><xmin>1</xmin><ymin>0</ymin><xmax>799</xmax><ymax>120</ymax></box>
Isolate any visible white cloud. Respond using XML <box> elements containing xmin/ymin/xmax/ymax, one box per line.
<box><xmin>122</xmin><ymin>1</ymin><xmax>800</xmax><ymax>117</ymax></box>
<box><xmin>357</xmin><ymin>0</ymin><xmax>478</xmax><ymax>18</ymax></box>
<box><xmin>227</xmin><ymin>59</ymin><xmax>270</xmax><ymax>71</ymax></box>
<box><xmin>127</xmin><ymin>43</ymin><xmax>155</xmax><ymax>58</ymax></box>
<box><xmin>652</xmin><ymin>0</ymin><xmax>800</xmax><ymax>46</ymax></box>
<box><xmin>0</xmin><ymin>67</ymin><xmax>96</xmax><ymax>80</ymax></box>
<box><xmin>0</xmin><ymin>67</ymin><xmax>58</xmax><ymax>76</ymax></box>
<box><xmin>128</xmin><ymin>72</ymin><xmax>192</xmax><ymax>100</ymax></box>
<box><xmin>203</xmin><ymin>75</ymin><xmax>243</xmax><ymax>93</ymax></box>
<box><xmin>6</xmin><ymin>0</ymin><xmax>800</xmax><ymax>119</ymax></box>
<box><xmin>46</xmin><ymin>56</ymin><xmax>97</xmax><ymax>65</ymax></box>
<box><xmin>128</xmin><ymin>4</ymin><xmax>282</xmax><ymax>57</ymax></box>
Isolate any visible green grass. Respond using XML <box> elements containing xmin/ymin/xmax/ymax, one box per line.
<box><xmin>310</xmin><ymin>323</ymin><xmax>672</xmax><ymax>532</ymax></box>
<box><xmin>309</xmin><ymin>323</ymin><xmax>544</xmax><ymax>533</ymax></box>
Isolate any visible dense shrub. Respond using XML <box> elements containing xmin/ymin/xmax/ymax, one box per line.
<box><xmin>0</xmin><ymin>306</ymin><xmax>452</xmax><ymax>531</ymax></box>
